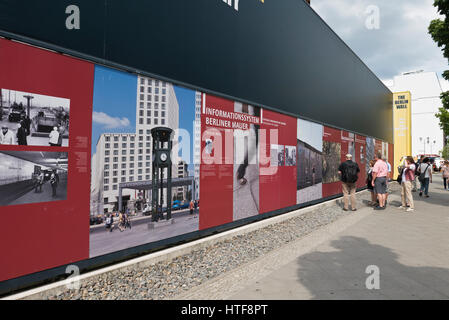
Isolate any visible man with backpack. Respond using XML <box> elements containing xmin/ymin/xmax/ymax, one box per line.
<box><xmin>338</xmin><ymin>154</ymin><xmax>360</xmax><ymax>211</ymax></box>
<box><xmin>418</xmin><ymin>157</ymin><xmax>432</xmax><ymax>198</ymax></box>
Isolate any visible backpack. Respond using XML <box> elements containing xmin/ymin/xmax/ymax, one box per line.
<box><xmin>344</xmin><ymin>162</ymin><xmax>359</xmax><ymax>183</ymax></box>
<box><xmin>419</xmin><ymin>164</ymin><xmax>430</xmax><ymax>182</ymax></box>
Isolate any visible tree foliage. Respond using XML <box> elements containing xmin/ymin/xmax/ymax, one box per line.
<box><xmin>429</xmin><ymin>0</ymin><xmax>449</xmax><ymax>142</ymax></box>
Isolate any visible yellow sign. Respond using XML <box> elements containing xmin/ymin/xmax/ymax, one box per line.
<box><xmin>393</xmin><ymin>91</ymin><xmax>412</xmax><ymax>178</ymax></box>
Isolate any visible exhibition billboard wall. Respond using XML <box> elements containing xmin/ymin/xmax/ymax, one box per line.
<box><xmin>0</xmin><ymin>0</ymin><xmax>393</xmax><ymax>143</ymax></box>
<box><xmin>0</xmin><ymin>38</ymin><xmax>392</xmax><ymax>288</ymax></box>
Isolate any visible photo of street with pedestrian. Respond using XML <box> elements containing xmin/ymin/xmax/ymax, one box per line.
<box><xmin>0</xmin><ymin>150</ymin><xmax>68</xmax><ymax>206</ymax></box>
<box><xmin>0</xmin><ymin>89</ymin><xmax>70</xmax><ymax>147</ymax></box>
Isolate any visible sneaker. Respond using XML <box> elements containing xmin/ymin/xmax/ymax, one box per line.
<box><xmin>406</xmin><ymin>208</ymin><xmax>414</xmax><ymax>212</ymax></box>
<box><xmin>425</xmin><ymin>195</ymin><xmax>429</xmax><ymax>198</ymax></box>
<box><xmin>398</xmin><ymin>206</ymin><xmax>406</xmax><ymax>209</ymax></box>
<box><xmin>373</xmin><ymin>206</ymin><xmax>384</xmax><ymax>211</ymax></box>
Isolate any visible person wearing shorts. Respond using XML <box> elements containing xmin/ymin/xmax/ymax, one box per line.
<box><xmin>372</xmin><ymin>152</ymin><xmax>388</xmax><ymax>210</ymax></box>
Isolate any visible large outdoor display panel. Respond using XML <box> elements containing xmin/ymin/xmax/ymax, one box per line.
<box><xmin>0</xmin><ymin>38</ymin><xmax>393</xmax><ymax>290</ymax></box>
<box><xmin>0</xmin><ymin>38</ymin><xmax>94</xmax><ymax>282</ymax></box>
<box><xmin>0</xmin><ymin>0</ymin><xmax>393</xmax><ymax>143</ymax></box>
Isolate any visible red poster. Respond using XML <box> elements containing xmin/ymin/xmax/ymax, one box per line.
<box><xmin>199</xmin><ymin>94</ymin><xmax>234</xmax><ymax>230</ymax></box>
<box><xmin>322</xmin><ymin>126</ymin><xmax>342</xmax><ymax>198</ymax></box>
<box><xmin>388</xmin><ymin>143</ymin><xmax>394</xmax><ymax>174</ymax></box>
<box><xmin>0</xmin><ymin>39</ymin><xmax>94</xmax><ymax>282</ymax></box>
<box><xmin>259</xmin><ymin>110</ymin><xmax>297</xmax><ymax>214</ymax></box>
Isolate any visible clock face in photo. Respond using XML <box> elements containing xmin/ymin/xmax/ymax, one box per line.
<box><xmin>160</xmin><ymin>153</ymin><xmax>168</xmax><ymax>162</ymax></box>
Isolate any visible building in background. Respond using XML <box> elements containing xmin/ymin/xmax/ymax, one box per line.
<box><xmin>91</xmin><ymin>77</ymin><xmax>180</xmax><ymax>214</ymax></box>
<box><xmin>388</xmin><ymin>71</ymin><xmax>444</xmax><ymax>157</ymax></box>
<box><xmin>193</xmin><ymin>92</ymin><xmax>202</xmax><ymax>200</ymax></box>
<box><xmin>176</xmin><ymin>160</ymin><xmax>189</xmax><ymax>200</ymax></box>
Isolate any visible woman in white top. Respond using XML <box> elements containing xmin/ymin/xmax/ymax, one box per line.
<box><xmin>418</xmin><ymin>158</ymin><xmax>432</xmax><ymax>198</ymax></box>
<box><xmin>49</xmin><ymin>127</ymin><xmax>60</xmax><ymax>147</ymax></box>
<box><xmin>399</xmin><ymin>156</ymin><xmax>415</xmax><ymax>212</ymax></box>
<box><xmin>442</xmin><ymin>160</ymin><xmax>449</xmax><ymax>191</ymax></box>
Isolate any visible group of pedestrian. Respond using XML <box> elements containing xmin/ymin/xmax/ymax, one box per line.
<box><xmin>339</xmin><ymin>151</ymin><xmax>447</xmax><ymax>213</ymax></box>
<box><xmin>105</xmin><ymin>212</ymin><xmax>131</xmax><ymax>232</ymax></box>
<box><xmin>339</xmin><ymin>152</ymin><xmax>392</xmax><ymax>212</ymax></box>
<box><xmin>33</xmin><ymin>169</ymin><xmax>60</xmax><ymax>197</ymax></box>
<box><xmin>0</xmin><ymin>123</ymin><xmax>66</xmax><ymax>146</ymax></box>
<box><xmin>189</xmin><ymin>199</ymin><xmax>199</xmax><ymax>218</ymax></box>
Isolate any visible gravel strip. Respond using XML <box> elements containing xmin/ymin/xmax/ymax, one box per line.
<box><xmin>45</xmin><ymin>187</ymin><xmax>397</xmax><ymax>300</ymax></box>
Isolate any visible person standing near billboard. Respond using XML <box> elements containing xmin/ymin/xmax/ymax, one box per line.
<box><xmin>338</xmin><ymin>154</ymin><xmax>360</xmax><ymax>211</ymax></box>
<box><xmin>372</xmin><ymin>152</ymin><xmax>388</xmax><ymax>210</ymax></box>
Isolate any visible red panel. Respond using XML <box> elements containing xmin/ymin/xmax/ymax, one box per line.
<box><xmin>259</xmin><ymin>110</ymin><xmax>280</xmax><ymax>213</ymax></box>
<box><xmin>0</xmin><ymin>39</ymin><xmax>94</xmax><ymax>281</ymax></box>
<box><xmin>322</xmin><ymin>126</ymin><xmax>342</xmax><ymax>198</ymax></box>
<box><xmin>199</xmin><ymin>94</ymin><xmax>234</xmax><ymax>230</ymax></box>
<box><xmin>279</xmin><ymin>114</ymin><xmax>297</xmax><ymax>209</ymax></box>
<box><xmin>388</xmin><ymin>143</ymin><xmax>394</xmax><ymax>172</ymax></box>
<box><xmin>259</xmin><ymin>110</ymin><xmax>297</xmax><ymax>213</ymax></box>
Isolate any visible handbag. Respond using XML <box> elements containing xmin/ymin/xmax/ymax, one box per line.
<box><xmin>396</xmin><ymin>167</ymin><xmax>403</xmax><ymax>184</ymax></box>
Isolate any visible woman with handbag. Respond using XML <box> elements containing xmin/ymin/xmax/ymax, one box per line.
<box><xmin>367</xmin><ymin>160</ymin><xmax>377</xmax><ymax>206</ymax></box>
<box><xmin>399</xmin><ymin>156</ymin><xmax>416</xmax><ymax>212</ymax></box>
<box><xmin>442</xmin><ymin>160</ymin><xmax>449</xmax><ymax>190</ymax></box>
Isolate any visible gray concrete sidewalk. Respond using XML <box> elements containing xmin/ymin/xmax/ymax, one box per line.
<box><xmin>177</xmin><ymin>174</ymin><xmax>449</xmax><ymax>300</ymax></box>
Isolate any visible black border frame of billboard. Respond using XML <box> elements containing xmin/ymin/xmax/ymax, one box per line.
<box><xmin>0</xmin><ymin>32</ymin><xmax>392</xmax><ymax>144</ymax></box>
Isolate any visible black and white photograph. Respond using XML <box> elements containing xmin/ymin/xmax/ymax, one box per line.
<box><xmin>0</xmin><ymin>89</ymin><xmax>70</xmax><ymax>147</ymax></box>
<box><xmin>270</xmin><ymin>144</ymin><xmax>285</xmax><ymax>167</ymax></box>
<box><xmin>0</xmin><ymin>151</ymin><xmax>68</xmax><ymax>207</ymax></box>
<box><xmin>285</xmin><ymin>145</ymin><xmax>297</xmax><ymax>166</ymax></box>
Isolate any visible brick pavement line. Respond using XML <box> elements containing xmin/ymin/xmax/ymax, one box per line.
<box><xmin>172</xmin><ymin>195</ymin><xmax>378</xmax><ymax>300</ymax></box>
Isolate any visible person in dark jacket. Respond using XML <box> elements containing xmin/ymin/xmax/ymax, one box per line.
<box><xmin>17</xmin><ymin>121</ymin><xmax>28</xmax><ymax>145</ymax></box>
<box><xmin>338</xmin><ymin>154</ymin><xmax>360</xmax><ymax>211</ymax></box>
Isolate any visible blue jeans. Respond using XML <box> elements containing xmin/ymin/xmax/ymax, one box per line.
<box><xmin>420</xmin><ymin>178</ymin><xmax>430</xmax><ymax>195</ymax></box>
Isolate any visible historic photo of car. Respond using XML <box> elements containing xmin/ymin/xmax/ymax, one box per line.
<box><xmin>0</xmin><ymin>89</ymin><xmax>70</xmax><ymax>147</ymax></box>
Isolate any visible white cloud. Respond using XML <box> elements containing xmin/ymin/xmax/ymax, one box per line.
<box><xmin>92</xmin><ymin>111</ymin><xmax>130</xmax><ymax>129</ymax></box>
<box><xmin>311</xmin><ymin>0</ymin><xmax>448</xmax><ymax>82</ymax></box>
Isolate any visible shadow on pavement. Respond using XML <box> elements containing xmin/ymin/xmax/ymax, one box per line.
<box><xmin>296</xmin><ymin>236</ymin><xmax>449</xmax><ymax>299</ymax></box>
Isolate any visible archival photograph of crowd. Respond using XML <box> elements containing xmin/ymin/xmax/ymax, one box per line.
<box><xmin>89</xmin><ymin>65</ymin><xmax>200</xmax><ymax>258</ymax></box>
<box><xmin>0</xmin><ymin>89</ymin><xmax>70</xmax><ymax>147</ymax></box>
<box><xmin>0</xmin><ymin>150</ymin><xmax>68</xmax><ymax>207</ymax></box>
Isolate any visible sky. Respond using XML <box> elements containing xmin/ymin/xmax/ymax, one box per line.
<box><xmin>311</xmin><ymin>0</ymin><xmax>449</xmax><ymax>91</ymax></box>
<box><xmin>91</xmin><ymin>65</ymin><xmax>196</xmax><ymax>170</ymax></box>
<box><xmin>91</xmin><ymin>65</ymin><xmax>137</xmax><ymax>154</ymax></box>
